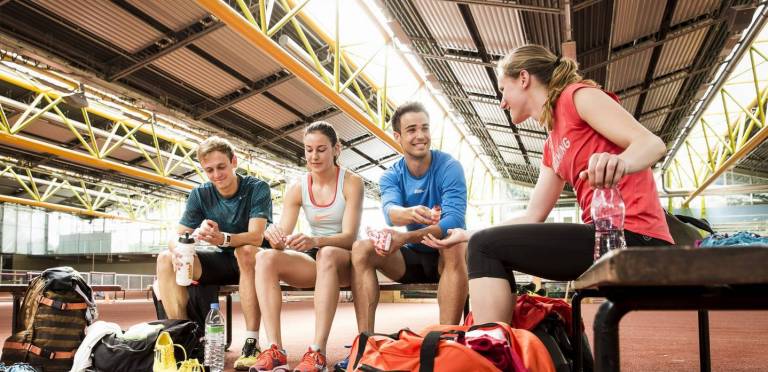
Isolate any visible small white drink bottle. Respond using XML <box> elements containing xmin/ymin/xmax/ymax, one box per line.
<box><xmin>175</xmin><ymin>232</ymin><xmax>195</xmax><ymax>286</ymax></box>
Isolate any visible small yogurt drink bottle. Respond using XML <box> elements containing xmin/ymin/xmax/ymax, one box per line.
<box><xmin>175</xmin><ymin>232</ymin><xmax>196</xmax><ymax>286</ymax></box>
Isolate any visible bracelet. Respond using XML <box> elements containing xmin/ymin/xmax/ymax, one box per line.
<box><xmin>221</xmin><ymin>232</ymin><xmax>232</xmax><ymax>248</ymax></box>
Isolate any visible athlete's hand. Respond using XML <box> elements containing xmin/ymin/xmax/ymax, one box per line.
<box><xmin>422</xmin><ymin>228</ymin><xmax>470</xmax><ymax>249</ymax></box>
<box><xmin>264</xmin><ymin>224</ymin><xmax>286</xmax><ymax>250</ymax></box>
<box><xmin>284</xmin><ymin>233</ymin><xmax>317</xmax><ymax>252</ymax></box>
<box><xmin>578</xmin><ymin>152</ymin><xmax>627</xmax><ymax>188</ymax></box>
<box><xmin>406</xmin><ymin>206</ymin><xmax>434</xmax><ymax>225</ymax></box>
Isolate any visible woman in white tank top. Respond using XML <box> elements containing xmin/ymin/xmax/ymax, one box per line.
<box><xmin>255</xmin><ymin>122</ymin><xmax>364</xmax><ymax>371</ymax></box>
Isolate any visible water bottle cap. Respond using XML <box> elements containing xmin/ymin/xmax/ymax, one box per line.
<box><xmin>178</xmin><ymin>232</ymin><xmax>195</xmax><ymax>244</ymax></box>
<box><xmin>210</xmin><ymin>303</ymin><xmax>220</xmax><ymax>310</ymax></box>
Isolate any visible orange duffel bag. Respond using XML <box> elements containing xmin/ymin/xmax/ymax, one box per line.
<box><xmin>347</xmin><ymin>322</ymin><xmax>555</xmax><ymax>372</ymax></box>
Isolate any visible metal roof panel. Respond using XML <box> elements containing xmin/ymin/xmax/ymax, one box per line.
<box><xmin>194</xmin><ymin>27</ymin><xmax>284</xmax><ymax>81</ymax></box>
<box><xmin>126</xmin><ymin>0</ymin><xmax>208</xmax><ymax>31</ymax></box>
<box><xmin>654</xmin><ymin>26</ymin><xmax>708</xmax><ymax>77</ymax></box>
<box><xmin>35</xmin><ymin>0</ymin><xmax>161</xmax><ymax>53</ymax></box>
<box><xmin>643</xmin><ymin>78</ymin><xmax>685</xmax><ymax>112</ymax></box>
<box><xmin>611</xmin><ymin>0</ymin><xmax>666</xmax><ymax>47</ymax></box>
<box><xmin>671</xmin><ymin>0</ymin><xmax>720</xmax><ymax>26</ymax></box>
<box><xmin>469</xmin><ymin>3</ymin><xmax>526</xmax><ymax>56</ymax></box>
<box><xmin>233</xmin><ymin>95</ymin><xmax>301</xmax><ymax>128</ymax></box>
<box><xmin>605</xmin><ymin>48</ymin><xmax>654</xmax><ymax>91</ymax></box>
<box><xmin>447</xmin><ymin>61</ymin><xmax>496</xmax><ymax>96</ymax></box>
<box><xmin>412</xmin><ymin>0</ymin><xmax>475</xmax><ymax>51</ymax></box>
<box><xmin>151</xmin><ymin>48</ymin><xmax>244</xmax><ymax>98</ymax></box>
<box><xmin>270</xmin><ymin>79</ymin><xmax>331</xmax><ymax>117</ymax></box>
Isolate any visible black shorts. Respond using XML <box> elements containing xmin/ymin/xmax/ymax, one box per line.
<box><xmin>196</xmin><ymin>249</ymin><xmax>240</xmax><ymax>285</ymax></box>
<box><xmin>196</xmin><ymin>246</ymin><xmax>319</xmax><ymax>285</ymax></box>
<box><xmin>396</xmin><ymin>245</ymin><xmax>440</xmax><ymax>284</ymax></box>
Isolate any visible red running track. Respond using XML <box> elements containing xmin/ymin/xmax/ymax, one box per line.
<box><xmin>1</xmin><ymin>299</ymin><xmax>767</xmax><ymax>371</ymax></box>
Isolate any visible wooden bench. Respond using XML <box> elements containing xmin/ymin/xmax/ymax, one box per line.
<box><xmin>1</xmin><ymin>284</ymin><xmax>123</xmax><ymax>333</ymax></box>
<box><xmin>216</xmin><ymin>282</ymin><xmax>460</xmax><ymax>349</ymax></box>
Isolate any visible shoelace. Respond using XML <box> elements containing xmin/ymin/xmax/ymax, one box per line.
<box><xmin>299</xmin><ymin>351</ymin><xmax>324</xmax><ymax>368</ymax></box>
<box><xmin>178</xmin><ymin>358</ymin><xmax>204</xmax><ymax>372</ymax></box>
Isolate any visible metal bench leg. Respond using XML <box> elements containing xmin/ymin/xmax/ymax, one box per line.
<box><xmin>11</xmin><ymin>293</ymin><xmax>21</xmax><ymax>334</ymax></box>
<box><xmin>226</xmin><ymin>293</ymin><xmax>233</xmax><ymax>350</ymax></box>
<box><xmin>698</xmin><ymin>310</ymin><xmax>711</xmax><ymax>372</ymax></box>
<box><xmin>572</xmin><ymin>291</ymin><xmax>584</xmax><ymax>372</ymax></box>
<box><xmin>593</xmin><ymin>300</ymin><xmax>629</xmax><ymax>372</ymax></box>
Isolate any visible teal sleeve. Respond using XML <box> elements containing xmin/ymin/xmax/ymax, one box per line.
<box><xmin>249</xmin><ymin>181</ymin><xmax>273</xmax><ymax>223</ymax></box>
<box><xmin>179</xmin><ymin>189</ymin><xmax>203</xmax><ymax>229</ymax></box>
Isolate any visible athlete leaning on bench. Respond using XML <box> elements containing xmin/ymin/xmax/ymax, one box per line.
<box><xmin>423</xmin><ymin>44</ymin><xmax>674</xmax><ymax>324</ymax></box>
<box><xmin>155</xmin><ymin>136</ymin><xmax>273</xmax><ymax>370</ymax></box>
<box><xmin>250</xmin><ymin>122</ymin><xmax>364</xmax><ymax>372</ymax></box>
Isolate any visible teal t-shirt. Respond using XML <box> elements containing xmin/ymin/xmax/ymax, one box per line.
<box><xmin>179</xmin><ymin>174</ymin><xmax>273</xmax><ymax>234</ymax></box>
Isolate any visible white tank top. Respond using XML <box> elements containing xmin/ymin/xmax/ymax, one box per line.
<box><xmin>301</xmin><ymin>167</ymin><xmax>346</xmax><ymax>237</ymax></box>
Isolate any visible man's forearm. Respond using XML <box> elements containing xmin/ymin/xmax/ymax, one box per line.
<box><xmin>387</xmin><ymin>207</ymin><xmax>411</xmax><ymax>226</ymax></box>
<box><xmin>231</xmin><ymin>231</ymin><xmax>265</xmax><ymax>247</ymax></box>
<box><xmin>403</xmin><ymin>225</ymin><xmax>443</xmax><ymax>244</ymax></box>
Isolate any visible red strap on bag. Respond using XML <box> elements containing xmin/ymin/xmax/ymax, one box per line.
<box><xmin>3</xmin><ymin>341</ymin><xmax>75</xmax><ymax>359</ymax></box>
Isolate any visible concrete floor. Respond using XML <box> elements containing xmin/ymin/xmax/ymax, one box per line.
<box><xmin>1</xmin><ymin>298</ymin><xmax>768</xmax><ymax>371</ymax></box>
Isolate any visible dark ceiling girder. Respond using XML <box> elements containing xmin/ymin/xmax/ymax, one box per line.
<box><xmin>254</xmin><ymin>106</ymin><xmax>339</xmax><ymax>148</ymax></box>
<box><xmin>633</xmin><ymin>0</ymin><xmax>679</xmax><ymax>119</ymax></box>
<box><xmin>440</xmin><ymin>0</ymin><xmax>561</xmax><ymax>14</ymax></box>
<box><xmin>107</xmin><ymin>2</ymin><xmax>224</xmax><ymax>80</ymax></box>
<box><xmin>581</xmin><ymin>15</ymin><xmax>719</xmax><ymax>74</ymax></box>
<box><xmin>195</xmin><ymin>70</ymin><xmax>294</xmax><ymax>120</ymax></box>
<box><xmin>456</xmin><ymin>3</ymin><xmax>531</xmax><ymax>166</ymax></box>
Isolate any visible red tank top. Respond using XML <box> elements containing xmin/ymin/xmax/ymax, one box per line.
<box><xmin>542</xmin><ymin>83</ymin><xmax>673</xmax><ymax>243</ymax></box>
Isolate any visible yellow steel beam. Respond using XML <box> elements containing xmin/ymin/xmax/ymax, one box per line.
<box><xmin>0</xmin><ymin>132</ymin><xmax>194</xmax><ymax>190</ymax></box>
<box><xmin>197</xmin><ymin>0</ymin><xmax>402</xmax><ymax>153</ymax></box>
<box><xmin>684</xmin><ymin>124</ymin><xmax>768</xmax><ymax>205</ymax></box>
<box><xmin>0</xmin><ymin>194</ymin><xmax>135</xmax><ymax>221</ymax></box>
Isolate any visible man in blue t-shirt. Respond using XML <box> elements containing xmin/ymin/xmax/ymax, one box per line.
<box><xmin>155</xmin><ymin>136</ymin><xmax>272</xmax><ymax>370</ymax></box>
<box><xmin>351</xmin><ymin>102</ymin><xmax>469</xmax><ymax>332</ymax></box>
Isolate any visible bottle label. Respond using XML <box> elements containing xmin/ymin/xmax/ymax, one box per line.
<box><xmin>206</xmin><ymin>325</ymin><xmax>224</xmax><ymax>334</ymax></box>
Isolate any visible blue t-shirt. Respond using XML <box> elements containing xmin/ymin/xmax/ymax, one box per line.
<box><xmin>179</xmin><ymin>174</ymin><xmax>273</xmax><ymax>235</ymax></box>
<box><xmin>379</xmin><ymin>150</ymin><xmax>467</xmax><ymax>252</ymax></box>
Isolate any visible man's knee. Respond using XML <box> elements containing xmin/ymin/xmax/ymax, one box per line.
<box><xmin>235</xmin><ymin>245</ymin><xmax>259</xmax><ymax>269</ymax></box>
<box><xmin>440</xmin><ymin>242</ymin><xmax>468</xmax><ymax>270</ymax></box>
<box><xmin>351</xmin><ymin>239</ymin><xmax>376</xmax><ymax>268</ymax></box>
<box><xmin>157</xmin><ymin>250</ymin><xmax>174</xmax><ymax>275</ymax></box>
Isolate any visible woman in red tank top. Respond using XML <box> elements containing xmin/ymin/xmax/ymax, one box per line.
<box><xmin>423</xmin><ymin>44</ymin><xmax>673</xmax><ymax>324</ymax></box>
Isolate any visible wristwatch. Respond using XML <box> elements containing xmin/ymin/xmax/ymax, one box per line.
<box><xmin>221</xmin><ymin>232</ymin><xmax>232</xmax><ymax>248</ymax></box>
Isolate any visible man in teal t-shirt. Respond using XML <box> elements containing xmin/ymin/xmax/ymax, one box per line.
<box><xmin>156</xmin><ymin>136</ymin><xmax>271</xmax><ymax>370</ymax></box>
<box><xmin>351</xmin><ymin>102</ymin><xmax>469</xmax><ymax>334</ymax></box>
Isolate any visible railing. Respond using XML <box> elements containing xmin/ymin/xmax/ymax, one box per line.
<box><xmin>0</xmin><ymin>269</ymin><xmax>155</xmax><ymax>291</ymax></box>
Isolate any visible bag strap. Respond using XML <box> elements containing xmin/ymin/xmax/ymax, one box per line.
<box><xmin>37</xmin><ymin>295</ymin><xmax>88</xmax><ymax>310</ymax></box>
<box><xmin>419</xmin><ymin>331</ymin><xmax>443</xmax><ymax>372</ymax></box>
<box><xmin>3</xmin><ymin>341</ymin><xmax>75</xmax><ymax>360</ymax></box>
<box><xmin>351</xmin><ymin>332</ymin><xmax>371</xmax><ymax>371</ymax></box>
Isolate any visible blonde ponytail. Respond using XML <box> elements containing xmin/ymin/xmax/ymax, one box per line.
<box><xmin>497</xmin><ymin>45</ymin><xmax>597</xmax><ymax>130</ymax></box>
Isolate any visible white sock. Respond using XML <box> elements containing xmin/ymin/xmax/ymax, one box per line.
<box><xmin>310</xmin><ymin>344</ymin><xmax>322</xmax><ymax>353</ymax></box>
<box><xmin>245</xmin><ymin>331</ymin><xmax>259</xmax><ymax>345</ymax></box>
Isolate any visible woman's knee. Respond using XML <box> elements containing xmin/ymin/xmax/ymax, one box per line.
<box><xmin>315</xmin><ymin>246</ymin><xmax>350</xmax><ymax>272</ymax></box>
<box><xmin>157</xmin><ymin>250</ymin><xmax>174</xmax><ymax>273</ymax></box>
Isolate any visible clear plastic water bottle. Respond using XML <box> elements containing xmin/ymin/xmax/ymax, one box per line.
<box><xmin>591</xmin><ymin>187</ymin><xmax>627</xmax><ymax>261</ymax></box>
<box><xmin>204</xmin><ymin>303</ymin><xmax>225</xmax><ymax>372</ymax></box>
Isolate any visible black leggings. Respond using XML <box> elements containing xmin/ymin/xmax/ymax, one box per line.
<box><xmin>467</xmin><ymin>223</ymin><xmax>671</xmax><ymax>287</ymax></box>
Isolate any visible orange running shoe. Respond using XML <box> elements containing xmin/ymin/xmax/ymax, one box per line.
<box><xmin>248</xmin><ymin>344</ymin><xmax>288</xmax><ymax>371</ymax></box>
<box><xmin>292</xmin><ymin>347</ymin><xmax>327</xmax><ymax>372</ymax></box>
